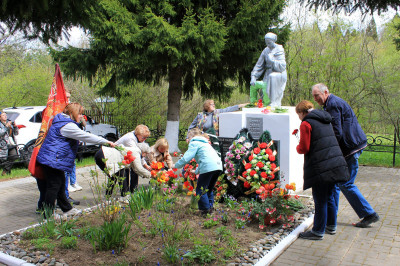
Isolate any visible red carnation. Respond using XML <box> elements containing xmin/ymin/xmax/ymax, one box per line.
<box><xmin>256</xmin><ymin>161</ymin><xmax>264</xmax><ymax>168</ymax></box>
<box><xmin>253</xmin><ymin>147</ymin><xmax>261</xmax><ymax>154</ymax></box>
<box><xmin>261</xmin><ymin>172</ymin><xmax>268</xmax><ymax>178</ymax></box>
<box><xmin>250</xmin><ymin>170</ymin><xmax>256</xmax><ymax>177</ymax></box>
<box><xmin>265</xmin><ymin>148</ymin><xmax>273</xmax><ymax>155</ymax></box>
<box><xmin>245</xmin><ymin>163</ymin><xmax>252</xmax><ymax>170</ymax></box>
<box><xmin>249</xmin><ymin>155</ymin><xmax>254</xmax><ymax>161</ymax></box>
<box><xmin>270</xmin><ymin>163</ymin><xmax>277</xmax><ymax>170</ymax></box>
<box><xmin>292</xmin><ymin>129</ymin><xmax>298</xmax><ymax>135</ymax></box>
<box><xmin>269</xmin><ymin>155</ymin><xmax>276</xmax><ymax>162</ymax></box>
<box><xmin>259</xmin><ymin>142</ymin><xmax>267</xmax><ymax>149</ymax></box>
<box><xmin>269</xmin><ymin>173</ymin><xmax>275</xmax><ymax>180</ymax></box>
<box><xmin>242</xmin><ymin>171</ymin><xmax>248</xmax><ymax>178</ymax></box>
<box><xmin>244</xmin><ymin>181</ymin><xmax>251</xmax><ymax>189</ymax></box>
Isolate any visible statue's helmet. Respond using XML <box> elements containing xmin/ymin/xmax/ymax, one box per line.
<box><xmin>264</xmin><ymin>32</ymin><xmax>277</xmax><ymax>42</ymax></box>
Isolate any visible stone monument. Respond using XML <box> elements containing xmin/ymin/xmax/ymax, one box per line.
<box><xmin>250</xmin><ymin>32</ymin><xmax>287</xmax><ymax>108</ymax></box>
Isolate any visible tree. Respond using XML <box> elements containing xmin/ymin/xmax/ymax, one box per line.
<box><xmin>0</xmin><ymin>0</ymin><xmax>96</xmax><ymax>43</ymax></box>
<box><xmin>51</xmin><ymin>0</ymin><xmax>289</xmax><ymax>151</ymax></box>
<box><xmin>0</xmin><ymin>44</ymin><xmax>53</xmax><ymax>108</ymax></box>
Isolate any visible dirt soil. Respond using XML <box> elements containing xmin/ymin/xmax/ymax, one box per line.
<box><xmin>19</xmin><ymin>196</ymin><xmax>291</xmax><ymax>266</ymax></box>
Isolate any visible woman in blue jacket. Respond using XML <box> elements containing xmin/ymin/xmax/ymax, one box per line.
<box><xmin>174</xmin><ymin>128</ymin><xmax>222</xmax><ymax>215</ymax></box>
<box><xmin>36</xmin><ymin>103</ymin><xmax>115</xmax><ymax>217</ymax></box>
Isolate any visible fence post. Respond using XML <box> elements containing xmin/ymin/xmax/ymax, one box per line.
<box><xmin>393</xmin><ymin>128</ymin><xmax>397</xmax><ymax>167</ymax></box>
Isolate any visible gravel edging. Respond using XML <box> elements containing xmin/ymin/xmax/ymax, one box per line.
<box><xmin>1</xmin><ymin>197</ymin><xmax>314</xmax><ymax>266</ymax></box>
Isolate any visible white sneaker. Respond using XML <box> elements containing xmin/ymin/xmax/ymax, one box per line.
<box><xmin>63</xmin><ymin>208</ymin><xmax>81</xmax><ymax>217</ymax></box>
<box><xmin>71</xmin><ymin>183</ymin><xmax>83</xmax><ymax>191</ymax></box>
<box><xmin>68</xmin><ymin>185</ymin><xmax>77</xmax><ymax>192</ymax></box>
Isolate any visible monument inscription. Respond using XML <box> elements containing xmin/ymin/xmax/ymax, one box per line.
<box><xmin>247</xmin><ymin>117</ymin><xmax>263</xmax><ymax>140</ymax></box>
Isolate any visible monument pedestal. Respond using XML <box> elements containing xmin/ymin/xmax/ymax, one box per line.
<box><xmin>219</xmin><ymin>107</ymin><xmax>304</xmax><ymax>190</ymax></box>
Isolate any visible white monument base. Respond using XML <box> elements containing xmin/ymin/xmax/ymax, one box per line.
<box><xmin>219</xmin><ymin>107</ymin><xmax>304</xmax><ymax>191</ymax></box>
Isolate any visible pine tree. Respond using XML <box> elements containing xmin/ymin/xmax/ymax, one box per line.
<box><xmin>50</xmin><ymin>0</ymin><xmax>289</xmax><ymax>151</ymax></box>
<box><xmin>0</xmin><ymin>0</ymin><xmax>95</xmax><ymax>42</ymax></box>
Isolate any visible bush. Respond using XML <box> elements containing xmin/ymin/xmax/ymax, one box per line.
<box><xmin>60</xmin><ymin>236</ymin><xmax>78</xmax><ymax>249</ymax></box>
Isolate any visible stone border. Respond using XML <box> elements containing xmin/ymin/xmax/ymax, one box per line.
<box><xmin>254</xmin><ymin>215</ymin><xmax>313</xmax><ymax>265</ymax></box>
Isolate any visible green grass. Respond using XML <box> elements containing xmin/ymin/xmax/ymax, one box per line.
<box><xmin>359</xmin><ymin>151</ymin><xmax>400</xmax><ymax>168</ymax></box>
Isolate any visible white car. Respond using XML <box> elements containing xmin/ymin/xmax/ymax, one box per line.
<box><xmin>3</xmin><ymin>106</ymin><xmax>118</xmax><ymax>162</ymax></box>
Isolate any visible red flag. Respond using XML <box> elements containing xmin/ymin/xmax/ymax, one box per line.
<box><xmin>28</xmin><ymin>64</ymin><xmax>68</xmax><ymax>178</ymax></box>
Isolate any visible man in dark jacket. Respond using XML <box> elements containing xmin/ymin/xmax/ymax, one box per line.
<box><xmin>312</xmin><ymin>83</ymin><xmax>379</xmax><ymax>228</ymax></box>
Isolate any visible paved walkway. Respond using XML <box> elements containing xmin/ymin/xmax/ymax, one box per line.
<box><xmin>273</xmin><ymin>166</ymin><xmax>400</xmax><ymax>266</ymax></box>
<box><xmin>0</xmin><ymin>166</ymin><xmax>399</xmax><ymax>265</ymax></box>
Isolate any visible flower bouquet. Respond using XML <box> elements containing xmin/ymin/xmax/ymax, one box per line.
<box><xmin>224</xmin><ymin>136</ymin><xmax>253</xmax><ymax>185</ymax></box>
<box><xmin>150</xmin><ymin>161</ymin><xmax>179</xmax><ymax>188</ymax></box>
<box><xmin>239</xmin><ymin>140</ymin><xmax>280</xmax><ymax>194</ymax></box>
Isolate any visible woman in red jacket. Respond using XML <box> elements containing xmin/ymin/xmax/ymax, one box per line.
<box><xmin>295</xmin><ymin>100</ymin><xmax>349</xmax><ymax>240</ymax></box>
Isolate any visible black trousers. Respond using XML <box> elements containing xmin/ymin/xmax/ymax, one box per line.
<box><xmin>95</xmin><ymin>149</ymin><xmax>138</xmax><ymax>196</ymax></box>
<box><xmin>1</xmin><ymin>147</ymin><xmax>18</xmax><ymax>173</ymax></box>
<box><xmin>41</xmin><ymin>164</ymin><xmax>72</xmax><ymax>212</ymax></box>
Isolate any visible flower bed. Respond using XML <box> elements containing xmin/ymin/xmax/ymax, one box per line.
<box><xmin>2</xmin><ymin>185</ymin><xmax>313</xmax><ymax>266</ymax></box>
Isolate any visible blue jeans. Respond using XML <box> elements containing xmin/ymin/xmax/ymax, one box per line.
<box><xmin>333</xmin><ymin>150</ymin><xmax>375</xmax><ymax>219</ymax></box>
<box><xmin>311</xmin><ymin>182</ymin><xmax>337</xmax><ymax>236</ymax></box>
<box><xmin>65</xmin><ymin>164</ymin><xmax>77</xmax><ymax>199</ymax></box>
<box><xmin>196</xmin><ymin>170</ymin><xmax>221</xmax><ymax>211</ymax></box>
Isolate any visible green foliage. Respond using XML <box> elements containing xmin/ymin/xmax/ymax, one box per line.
<box><xmin>162</xmin><ymin>244</ymin><xmax>180</xmax><ymax>264</ymax></box>
<box><xmin>89</xmin><ymin>213</ymin><xmax>132</xmax><ymax>253</ymax></box>
<box><xmin>183</xmin><ymin>244</ymin><xmax>216</xmax><ymax>264</ymax></box>
<box><xmin>60</xmin><ymin>236</ymin><xmax>78</xmax><ymax>249</ymax></box>
<box><xmin>0</xmin><ymin>45</ymin><xmax>53</xmax><ymax>108</ymax></box>
<box><xmin>203</xmin><ymin>218</ymin><xmax>220</xmax><ymax>229</ymax></box>
<box><xmin>0</xmin><ymin>0</ymin><xmax>96</xmax><ymax>43</ymax></box>
<box><xmin>55</xmin><ymin>219</ymin><xmax>78</xmax><ymax>239</ymax></box>
<box><xmin>31</xmin><ymin>238</ymin><xmax>55</xmax><ymax>254</ymax></box>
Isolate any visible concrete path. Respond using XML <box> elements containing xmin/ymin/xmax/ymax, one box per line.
<box><xmin>273</xmin><ymin>166</ymin><xmax>400</xmax><ymax>265</ymax></box>
<box><xmin>0</xmin><ymin>166</ymin><xmax>399</xmax><ymax>265</ymax></box>
<box><xmin>0</xmin><ymin>165</ymin><xmax>149</xmax><ymax>235</ymax></box>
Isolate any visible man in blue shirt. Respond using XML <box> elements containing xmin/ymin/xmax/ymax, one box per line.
<box><xmin>312</xmin><ymin>83</ymin><xmax>379</xmax><ymax>228</ymax></box>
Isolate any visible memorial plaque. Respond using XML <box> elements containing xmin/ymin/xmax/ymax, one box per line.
<box><xmin>247</xmin><ymin>117</ymin><xmax>263</xmax><ymax>140</ymax></box>
<box><xmin>219</xmin><ymin>137</ymin><xmax>235</xmax><ymax>160</ymax></box>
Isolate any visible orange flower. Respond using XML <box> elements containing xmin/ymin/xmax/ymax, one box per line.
<box><xmin>156</xmin><ymin>162</ymin><xmax>164</xmax><ymax>170</ymax></box>
<box><xmin>151</xmin><ymin>161</ymin><xmax>158</xmax><ymax>169</ymax></box>
<box><xmin>150</xmin><ymin>170</ymin><xmax>156</xmax><ymax>176</ymax></box>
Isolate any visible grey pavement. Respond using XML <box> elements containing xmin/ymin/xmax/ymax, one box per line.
<box><xmin>0</xmin><ymin>166</ymin><xmax>399</xmax><ymax>265</ymax></box>
<box><xmin>0</xmin><ymin>165</ymin><xmax>149</xmax><ymax>235</ymax></box>
<box><xmin>273</xmin><ymin>166</ymin><xmax>400</xmax><ymax>265</ymax></box>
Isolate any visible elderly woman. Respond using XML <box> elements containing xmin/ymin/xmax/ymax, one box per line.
<box><xmin>95</xmin><ymin>124</ymin><xmax>151</xmax><ymax>197</ymax></box>
<box><xmin>36</xmin><ymin>103</ymin><xmax>115</xmax><ymax>217</ymax></box>
<box><xmin>0</xmin><ymin>111</ymin><xmax>19</xmax><ymax>176</ymax></box>
<box><xmin>188</xmin><ymin>99</ymin><xmax>248</xmax><ymax>137</ymax></box>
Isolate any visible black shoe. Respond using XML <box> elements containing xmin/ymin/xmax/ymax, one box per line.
<box><xmin>68</xmin><ymin>197</ymin><xmax>80</xmax><ymax>206</ymax></box>
<box><xmin>299</xmin><ymin>230</ymin><xmax>323</xmax><ymax>240</ymax></box>
<box><xmin>354</xmin><ymin>212</ymin><xmax>379</xmax><ymax>228</ymax></box>
<box><xmin>325</xmin><ymin>228</ymin><xmax>336</xmax><ymax>235</ymax></box>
